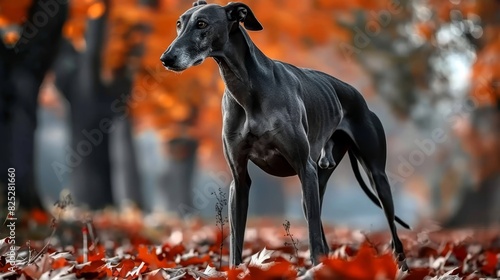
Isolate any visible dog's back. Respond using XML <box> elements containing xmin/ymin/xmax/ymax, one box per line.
<box><xmin>272</xmin><ymin>60</ymin><xmax>371</xmax><ymax>140</ymax></box>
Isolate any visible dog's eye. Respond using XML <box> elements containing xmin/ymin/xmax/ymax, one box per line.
<box><xmin>176</xmin><ymin>21</ymin><xmax>181</xmax><ymax>29</ymax></box>
<box><xmin>196</xmin><ymin>20</ymin><xmax>207</xmax><ymax>29</ymax></box>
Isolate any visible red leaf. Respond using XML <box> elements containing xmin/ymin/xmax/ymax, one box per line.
<box><xmin>0</xmin><ymin>262</ymin><xmax>15</xmax><ymax>273</ymax></box>
<box><xmin>452</xmin><ymin>245</ymin><xmax>468</xmax><ymax>262</ymax></box>
<box><xmin>318</xmin><ymin>243</ymin><xmax>397</xmax><ymax>280</ymax></box>
<box><xmin>246</xmin><ymin>260</ymin><xmax>296</xmax><ymax>280</ymax></box>
<box><xmin>30</xmin><ymin>209</ymin><xmax>51</xmax><ymax>225</ymax></box>
<box><xmin>481</xmin><ymin>251</ymin><xmax>498</xmax><ymax>276</ymax></box>
<box><xmin>225</xmin><ymin>267</ymin><xmax>244</xmax><ymax>280</ymax></box>
<box><xmin>117</xmin><ymin>259</ymin><xmax>135</xmax><ymax>278</ymax></box>
<box><xmin>161</xmin><ymin>243</ymin><xmax>185</xmax><ymax>261</ymax></box>
<box><xmin>52</xmin><ymin>258</ymin><xmax>69</xmax><ymax>269</ymax></box>
<box><xmin>76</xmin><ymin>245</ymin><xmax>106</xmax><ymax>263</ymax></box>
<box><xmin>137</xmin><ymin>245</ymin><xmax>175</xmax><ymax>269</ymax></box>
<box><xmin>404</xmin><ymin>267</ymin><xmax>434</xmax><ymax>280</ymax></box>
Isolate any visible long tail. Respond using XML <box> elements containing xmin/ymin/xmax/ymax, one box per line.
<box><xmin>348</xmin><ymin>150</ymin><xmax>411</xmax><ymax>230</ymax></box>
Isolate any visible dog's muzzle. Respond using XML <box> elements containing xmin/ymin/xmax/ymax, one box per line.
<box><xmin>160</xmin><ymin>51</ymin><xmax>180</xmax><ymax>71</ymax></box>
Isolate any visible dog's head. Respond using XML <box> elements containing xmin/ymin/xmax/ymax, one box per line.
<box><xmin>160</xmin><ymin>1</ymin><xmax>263</xmax><ymax>72</ymax></box>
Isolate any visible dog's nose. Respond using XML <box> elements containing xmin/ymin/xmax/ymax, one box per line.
<box><xmin>160</xmin><ymin>51</ymin><xmax>176</xmax><ymax>67</ymax></box>
<box><xmin>159</xmin><ymin>52</ymin><xmax>168</xmax><ymax>64</ymax></box>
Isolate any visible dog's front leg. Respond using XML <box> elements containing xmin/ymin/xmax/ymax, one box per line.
<box><xmin>274</xmin><ymin>130</ymin><xmax>327</xmax><ymax>265</ymax></box>
<box><xmin>223</xmin><ymin>139</ymin><xmax>251</xmax><ymax>267</ymax></box>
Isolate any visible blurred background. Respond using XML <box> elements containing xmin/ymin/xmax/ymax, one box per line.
<box><xmin>0</xmin><ymin>0</ymin><xmax>499</xmax><ymax>230</ymax></box>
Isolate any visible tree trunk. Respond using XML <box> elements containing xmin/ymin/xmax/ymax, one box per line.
<box><xmin>157</xmin><ymin>136</ymin><xmax>198</xmax><ymax>216</ymax></box>
<box><xmin>55</xmin><ymin>0</ymin><xmax>153</xmax><ymax>210</ymax></box>
<box><xmin>110</xmin><ymin>115</ymin><xmax>142</xmax><ymax>209</ymax></box>
<box><xmin>0</xmin><ymin>0</ymin><xmax>68</xmax><ymax>210</ymax></box>
<box><xmin>106</xmin><ymin>0</ymin><xmax>160</xmax><ymax>209</ymax></box>
<box><xmin>63</xmin><ymin>2</ymin><xmax>115</xmax><ymax>209</ymax></box>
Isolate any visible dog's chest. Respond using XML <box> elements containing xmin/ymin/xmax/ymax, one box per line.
<box><xmin>245</xmin><ymin>130</ymin><xmax>295</xmax><ymax>177</ymax></box>
<box><xmin>246</xmin><ymin>130</ymin><xmax>278</xmax><ymax>158</ymax></box>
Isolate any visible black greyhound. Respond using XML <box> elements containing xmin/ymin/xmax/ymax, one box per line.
<box><xmin>160</xmin><ymin>0</ymin><xmax>410</xmax><ymax>270</ymax></box>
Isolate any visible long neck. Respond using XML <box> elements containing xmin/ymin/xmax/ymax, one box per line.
<box><xmin>212</xmin><ymin>26</ymin><xmax>272</xmax><ymax>106</ymax></box>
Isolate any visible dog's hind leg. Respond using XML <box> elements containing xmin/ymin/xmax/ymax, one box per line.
<box><xmin>370</xmin><ymin>170</ymin><xmax>408</xmax><ymax>270</ymax></box>
<box><xmin>345</xmin><ymin>113</ymin><xmax>409</xmax><ymax>271</ymax></box>
<box><xmin>348</xmin><ymin>150</ymin><xmax>411</xmax><ymax>229</ymax></box>
<box><xmin>316</xmin><ymin>131</ymin><xmax>350</xmax><ymax>250</ymax></box>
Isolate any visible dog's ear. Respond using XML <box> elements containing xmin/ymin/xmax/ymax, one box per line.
<box><xmin>225</xmin><ymin>2</ymin><xmax>263</xmax><ymax>31</ymax></box>
<box><xmin>193</xmin><ymin>0</ymin><xmax>207</xmax><ymax>6</ymax></box>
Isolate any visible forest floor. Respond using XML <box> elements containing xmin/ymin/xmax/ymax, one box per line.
<box><xmin>0</xmin><ymin>205</ymin><xmax>499</xmax><ymax>279</ymax></box>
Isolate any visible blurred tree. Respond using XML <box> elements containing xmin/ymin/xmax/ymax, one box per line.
<box><xmin>157</xmin><ymin>135</ymin><xmax>198</xmax><ymax>215</ymax></box>
<box><xmin>337</xmin><ymin>0</ymin><xmax>435</xmax><ymax>119</ymax></box>
<box><xmin>418</xmin><ymin>0</ymin><xmax>500</xmax><ymax>226</ymax></box>
<box><xmin>421</xmin><ymin>0</ymin><xmax>500</xmax><ymax>107</ymax></box>
<box><xmin>53</xmin><ymin>0</ymin><xmax>115</xmax><ymax>209</ymax></box>
<box><xmin>0</xmin><ymin>0</ymin><xmax>68</xmax><ymax>210</ymax></box>
<box><xmin>447</xmin><ymin>105</ymin><xmax>500</xmax><ymax>227</ymax></box>
<box><xmin>52</xmin><ymin>0</ymin><xmax>149</xmax><ymax>209</ymax></box>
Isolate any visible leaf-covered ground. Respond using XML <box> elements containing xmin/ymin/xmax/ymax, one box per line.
<box><xmin>1</xmin><ymin>208</ymin><xmax>499</xmax><ymax>280</ymax></box>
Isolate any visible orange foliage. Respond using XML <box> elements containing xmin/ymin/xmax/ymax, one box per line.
<box><xmin>87</xmin><ymin>2</ymin><xmax>106</xmax><ymax>19</ymax></box>
<box><xmin>421</xmin><ymin>0</ymin><xmax>500</xmax><ymax>106</ymax></box>
<box><xmin>64</xmin><ymin>0</ymin><xmax>102</xmax><ymax>51</ymax></box>
<box><xmin>470</xmin><ymin>36</ymin><xmax>500</xmax><ymax>106</ymax></box>
<box><xmin>2</xmin><ymin>30</ymin><xmax>19</xmax><ymax>45</ymax></box>
<box><xmin>0</xmin><ymin>0</ymin><xmax>32</xmax><ymax>27</ymax></box>
<box><xmin>0</xmin><ymin>0</ymin><xmax>32</xmax><ymax>46</ymax></box>
<box><xmin>414</xmin><ymin>21</ymin><xmax>436</xmax><ymax>41</ymax></box>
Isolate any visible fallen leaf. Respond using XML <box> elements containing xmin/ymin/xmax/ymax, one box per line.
<box><xmin>481</xmin><ymin>251</ymin><xmax>498</xmax><ymax>276</ymax></box>
<box><xmin>249</xmin><ymin>247</ymin><xmax>275</xmax><ymax>268</ymax></box>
